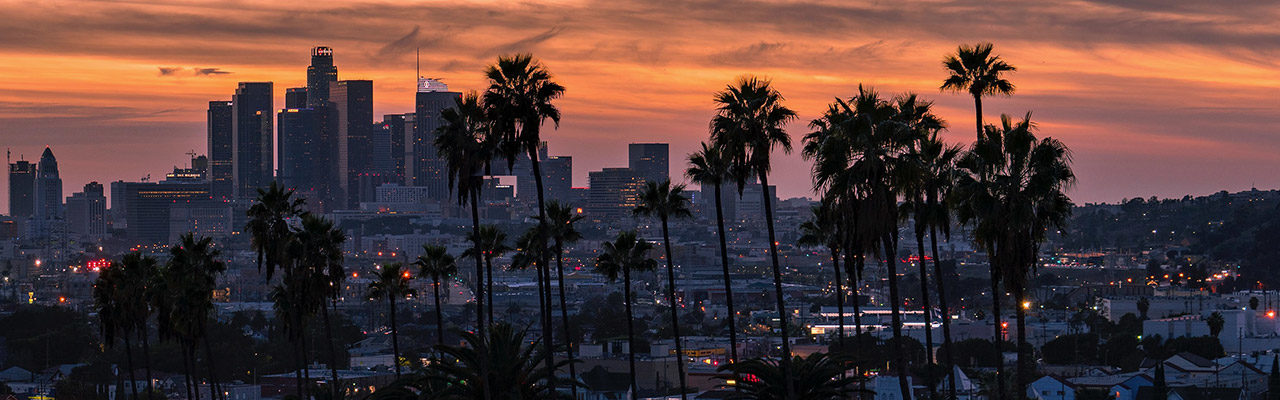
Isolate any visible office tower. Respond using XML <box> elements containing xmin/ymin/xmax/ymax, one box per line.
<box><xmin>586</xmin><ymin>168</ymin><xmax>644</xmax><ymax>220</ymax></box>
<box><xmin>736</xmin><ymin>181</ymin><xmax>777</xmax><ymax>223</ymax></box>
<box><xmin>207</xmin><ymin>100</ymin><xmax>234</xmax><ymax>200</ymax></box>
<box><xmin>331</xmin><ymin>80</ymin><xmax>373</xmax><ymax>208</ymax></box>
<box><xmin>191</xmin><ymin>155</ymin><xmax>208</xmax><ymax>179</ymax></box>
<box><xmin>412</xmin><ymin>78</ymin><xmax>460</xmax><ymax>198</ymax></box>
<box><xmin>544</xmin><ymin>155</ymin><xmax>572</xmax><ymax>202</ymax></box>
<box><xmin>277</xmin><ymin>108</ymin><xmax>321</xmax><ymax>192</ymax></box>
<box><xmin>66</xmin><ymin>181</ymin><xmax>106</xmax><ymax>240</ymax></box>
<box><xmin>34</xmin><ymin>147</ymin><xmax>62</xmax><ymax>221</ymax></box>
<box><xmin>493</xmin><ymin>142</ymin><xmax>548</xmax><ymax>205</ymax></box>
<box><xmin>306</xmin><ymin>46</ymin><xmax>338</xmax><ymax>108</ymax></box>
<box><xmin>628</xmin><ymin>143</ymin><xmax>669</xmax><ymax>184</ymax></box>
<box><xmin>8</xmin><ymin>159</ymin><xmax>35</xmax><ymax>217</ymax></box>
<box><xmin>381</xmin><ymin>114</ymin><xmax>408</xmax><ymax>184</ymax></box>
<box><xmin>285</xmin><ymin>87</ymin><xmax>308</xmax><ymax>109</ymax></box>
<box><xmin>232</xmin><ymin>82</ymin><xmax>273</xmax><ymax>199</ymax></box>
<box><xmin>370</xmin><ymin>121</ymin><xmax>394</xmax><ymax>177</ymax></box>
<box><xmin>112</xmin><ymin>172</ymin><xmax>215</xmax><ymax>245</ymax></box>
<box><xmin>700</xmin><ymin>184</ymin><xmax>739</xmax><ymax>222</ymax></box>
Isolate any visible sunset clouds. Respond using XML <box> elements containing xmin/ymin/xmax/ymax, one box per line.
<box><xmin>2</xmin><ymin>0</ymin><xmax>1278</xmax><ymax>207</ymax></box>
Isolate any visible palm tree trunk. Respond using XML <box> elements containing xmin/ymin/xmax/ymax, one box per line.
<box><xmin>844</xmin><ymin>251</ymin><xmax>864</xmax><ymax>378</ymax></box>
<box><xmin>528</xmin><ymin>152</ymin><xmax>557</xmax><ymax>393</ymax></box>
<box><xmin>181</xmin><ymin>340</ymin><xmax>194</xmax><ymax>400</ymax></box>
<box><xmin>485</xmin><ymin>256</ymin><xmax>495</xmax><ymax>323</ymax></box>
<box><xmin>554</xmin><ymin>246</ymin><xmax>578</xmax><ymax>399</ymax></box>
<box><xmin>189</xmin><ymin>344</ymin><xmax>201</xmax><ymax>400</ymax></box>
<box><xmin>203</xmin><ymin>335</ymin><xmax>220</xmax><ymax>400</ymax></box>
<box><xmin>1015</xmin><ymin>287</ymin><xmax>1030</xmax><ymax>400</ymax></box>
<box><xmin>293</xmin><ymin>331</ymin><xmax>304</xmax><ymax>399</ymax></box>
<box><xmin>989</xmin><ymin>247</ymin><xmax>1005</xmax><ymax>400</ymax></box>
<box><xmin>830</xmin><ymin>247</ymin><xmax>845</xmax><ymax>352</ymax></box>
<box><xmin>915</xmin><ymin>225</ymin><xmax>936</xmax><ymax>400</ymax></box>
<box><xmin>123</xmin><ymin>331</ymin><xmax>138</xmax><ymax>400</ymax></box>
<box><xmin>974</xmin><ymin>95</ymin><xmax>984</xmax><ymax>140</ymax></box>
<box><xmin>757</xmin><ymin>173</ymin><xmax>792</xmax><ymax>397</ymax></box>
<box><xmin>389</xmin><ymin>296</ymin><xmax>401</xmax><ymax>378</ymax></box>
<box><xmin>301</xmin><ymin>319</ymin><xmax>311</xmax><ymax>399</ymax></box>
<box><xmin>139</xmin><ymin>325</ymin><xmax>154</xmax><ymax>399</ymax></box>
<box><xmin>320</xmin><ymin>302</ymin><xmax>340</xmax><ymax>400</ymax></box>
<box><xmin>660</xmin><ymin>217</ymin><xmax>688</xmax><ymax>400</ymax></box>
<box><xmin>433</xmin><ymin>278</ymin><xmax>444</xmax><ymax>349</ymax></box>
<box><xmin>884</xmin><ymin>232</ymin><xmax>911</xmax><ymax>400</ymax></box>
<box><xmin>712</xmin><ymin>183</ymin><xmax>738</xmax><ymax>364</ymax></box>
<box><xmin>624</xmin><ymin>268</ymin><xmax>638</xmax><ymax>400</ymax></box>
<box><xmin>930</xmin><ymin>226</ymin><xmax>958</xmax><ymax>400</ymax></box>
<box><xmin>470</xmin><ymin>191</ymin><xmax>486</xmax><ymax>334</ymax></box>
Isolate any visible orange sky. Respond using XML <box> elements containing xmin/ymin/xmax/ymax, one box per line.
<box><xmin>3</xmin><ymin>0</ymin><xmax>1279</xmax><ymax>209</ymax></box>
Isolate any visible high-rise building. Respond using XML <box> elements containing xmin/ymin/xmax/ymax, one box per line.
<box><xmin>586</xmin><ymin>167</ymin><xmax>644</xmax><ymax>220</ymax></box>
<box><xmin>8</xmin><ymin>159</ymin><xmax>35</xmax><ymax>217</ymax></box>
<box><xmin>380</xmin><ymin>114</ymin><xmax>408</xmax><ymax>184</ymax></box>
<box><xmin>306</xmin><ymin>46</ymin><xmax>338</xmax><ymax>109</ymax></box>
<box><xmin>207</xmin><ymin>100</ymin><xmax>234</xmax><ymax>200</ymax></box>
<box><xmin>544</xmin><ymin>155</ymin><xmax>572</xmax><ymax>202</ymax></box>
<box><xmin>628</xmin><ymin>143</ymin><xmax>669</xmax><ymax>185</ymax></box>
<box><xmin>111</xmin><ymin>171</ymin><xmax>214</xmax><ymax>245</ymax></box>
<box><xmin>412</xmin><ymin>78</ymin><xmax>460</xmax><ymax>198</ymax></box>
<box><xmin>700</xmin><ymin>184</ymin><xmax>739</xmax><ymax>222</ymax></box>
<box><xmin>330</xmin><ymin>80</ymin><xmax>373</xmax><ymax>208</ymax></box>
<box><xmin>65</xmin><ymin>181</ymin><xmax>106</xmax><ymax>240</ymax></box>
<box><xmin>232</xmin><ymin>82</ymin><xmax>273</xmax><ymax>199</ymax></box>
<box><xmin>277</xmin><ymin>108</ymin><xmax>322</xmax><ymax>193</ymax></box>
<box><xmin>34</xmin><ymin>147</ymin><xmax>62</xmax><ymax>221</ymax></box>
<box><xmin>285</xmin><ymin>87</ymin><xmax>308</xmax><ymax>109</ymax></box>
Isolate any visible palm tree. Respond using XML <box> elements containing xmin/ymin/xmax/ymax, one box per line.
<box><xmin>686</xmin><ymin>141</ymin><xmax>742</xmax><ymax>363</ymax></box>
<box><xmin>484</xmin><ymin>53</ymin><xmax>565</xmax><ymax>386</ymax></box>
<box><xmin>594</xmin><ymin>231</ymin><xmax>658</xmax><ymax>400</ymax></box>
<box><xmin>509</xmin><ymin>225</ymin><xmax>558</xmax><ymax>389</ymax></box>
<box><xmin>634</xmin><ymin>180</ymin><xmax>694</xmax><ymax>399</ymax></box>
<box><xmin>710</xmin><ymin>76</ymin><xmax>797</xmax><ymax>392</ymax></box>
<box><xmin>245</xmin><ymin>181</ymin><xmax>305</xmax><ymax>280</ymax></box>
<box><xmin>269</xmin><ymin>272</ymin><xmax>318</xmax><ymax>398</ymax></box>
<box><xmin>546</xmin><ymin>201</ymin><xmax>584</xmax><ymax>398</ymax></box>
<box><xmin>92</xmin><ymin>258</ymin><xmax>138</xmax><ymax>400</ymax></box>
<box><xmin>911</xmin><ymin>132</ymin><xmax>964</xmax><ymax>400</ymax></box>
<box><xmin>718</xmin><ymin>352</ymin><xmax>860</xmax><ymax>400</ymax></box>
<box><xmin>416</xmin><ymin>244</ymin><xmax>459</xmax><ymax>349</ymax></box>
<box><xmin>941</xmin><ymin>43</ymin><xmax>1016</xmax><ymax>139</ymax></box>
<box><xmin>367</xmin><ymin>263</ymin><xmax>416</xmax><ymax>378</ymax></box>
<box><xmin>167</xmin><ymin>233</ymin><xmax>227</xmax><ymax>400</ymax></box>
<box><xmin>464</xmin><ymin>225</ymin><xmax>511</xmax><ymax>323</ymax></box>
<box><xmin>436</xmin><ymin>91</ymin><xmax>496</xmax><ymax>334</ymax></box>
<box><xmin>1207</xmin><ymin>312</ymin><xmax>1225</xmax><ymax>338</ymax></box>
<box><xmin>291</xmin><ymin>214</ymin><xmax>347</xmax><ymax>399</ymax></box>
<box><xmin>954</xmin><ymin>113</ymin><xmax>1074</xmax><ymax>400</ymax></box>
<box><xmin>803</xmin><ymin>86</ymin><xmax>926</xmax><ymax>397</ymax></box>
<box><xmin>797</xmin><ymin>202</ymin><xmax>847</xmax><ymax>350</ymax></box>
<box><xmin>433</xmin><ymin>323</ymin><xmax>574</xmax><ymax>399</ymax></box>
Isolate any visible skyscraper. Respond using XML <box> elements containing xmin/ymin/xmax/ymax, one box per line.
<box><xmin>277</xmin><ymin>108</ymin><xmax>322</xmax><ymax>193</ymax></box>
<box><xmin>8</xmin><ymin>159</ymin><xmax>35</xmax><ymax>218</ymax></box>
<box><xmin>330</xmin><ymin>80</ymin><xmax>373</xmax><ymax>208</ymax></box>
<box><xmin>207</xmin><ymin>100</ymin><xmax>234</xmax><ymax>200</ymax></box>
<box><xmin>232</xmin><ymin>82</ymin><xmax>273</xmax><ymax>200</ymax></box>
<box><xmin>381</xmin><ymin>114</ymin><xmax>408</xmax><ymax>184</ymax></box>
<box><xmin>65</xmin><ymin>181</ymin><xmax>106</xmax><ymax>240</ymax></box>
<box><xmin>586</xmin><ymin>167</ymin><xmax>644</xmax><ymax>220</ymax></box>
<box><xmin>306</xmin><ymin>46</ymin><xmax>338</xmax><ymax>109</ymax></box>
<box><xmin>34</xmin><ymin>147</ymin><xmax>62</xmax><ymax>221</ymax></box>
<box><xmin>285</xmin><ymin>87</ymin><xmax>308</xmax><ymax>109</ymax></box>
<box><xmin>628</xmin><ymin>143</ymin><xmax>669</xmax><ymax>184</ymax></box>
<box><xmin>412</xmin><ymin>78</ymin><xmax>460</xmax><ymax>199</ymax></box>
<box><xmin>544</xmin><ymin>155</ymin><xmax>572</xmax><ymax>202</ymax></box>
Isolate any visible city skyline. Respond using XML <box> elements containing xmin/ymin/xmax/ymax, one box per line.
<box><xmin>3</xmin><ymin>1</ymin><xmax>1280</xmax><ymax>211</ymax></box>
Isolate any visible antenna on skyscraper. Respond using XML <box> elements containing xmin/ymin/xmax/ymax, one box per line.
<box><xmin>416</xmin><ymin>47</ymin><xmax>420</xmax><ymax>81</ymax></box>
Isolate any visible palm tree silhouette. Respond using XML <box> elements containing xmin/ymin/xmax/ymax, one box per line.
<box><xmin>167</xmin><ymin>234</ymin><xmax>227</xmax><ymax>400</ymax></box>
<box><xmin>292</xmin><ymin>214</ymin><xmax>346</xmax><ymax>399</ymax></box>
<box><xmin>546</xmin><ymin>201</ymin><xmax>584</xmax><ymax>394</ymax></box>
<box><xmin>942</xmin><ymin>43</ymin><xmax>1016</xmax><ymax>140</ymax></box>
<box><xmin>464</xmin><ymin>225</ymin><xmax>511</xmax><ymax>323</ymax></box>
<box><xmin>634</xmin><ymin>180</ymin><xmax>694</xmax><ymax>399</ymax></box>
<box><xmin>686</xmin><ymin>141</ymin><xmax>742</xmax><ymax>364</ymax></box>
<box><xmin>484</xmin><ymin>54</ymin><xmax>565</xmax><ymax>389</ymax></box>
<box><xmin>954</xmin><ymin>113</ymin><xmax>1074</xmax><ymax>400</ymax></box>
<box><xmin>436</xmin><ymin>91</ymin><xmax>496</xmax><ymax>335</ymax></box>
<box><xmin>718</xmin><ymin>352</ymin><xmax>861</xmax><ymax>400</ymax></box>
<box><xmin>510</xmin><ymin>224</ymin><xmax>559</xmax><ymax>390</ymax></box>
<box><xmin>367</xmin><ymin>262</ymin><xmax>416</xmax><ymax>378</ymax></box>
<box><xmin>245</xmin><ymin>181</ymin><xmax>305</xmax><ymax>280</ymax></box>
<box><xmin>435</xmin><ymin>323</ymin><xmax>575</xmax><ymax>399</ymax></box>
<box><xmin>797</xmin><ymin>202</ymin><xmax>847</xmax><ymax>351</ymax></box>
<box><xmin>93</xmin><ymin>255</ymin><xmax>139</xmax><ymax>400</ymax></box>
<box><xmin>416</xmin><ymin>244</ymin><xmax>459</xmax><ymax>350</ymax></box>
<box><xmin>710</xmin><ymin>76</ymin><xmax>797</xmax><ymax>393</ymax></box>
<box><xmin>594</xmin><ymin>231</ymin><xmax>658</xmax><ymax>400</ymax></box>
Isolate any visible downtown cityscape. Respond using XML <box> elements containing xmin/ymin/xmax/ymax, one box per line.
<box><xmin>4</xmin><ymin>2</ymin><xmax>1280</xmax><ymax>400</ymax></box>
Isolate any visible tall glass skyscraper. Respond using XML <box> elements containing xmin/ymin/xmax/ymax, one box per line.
<box><xmin>331</xmin><ymin>80</ymin><xmax>373</xmax><ymax>208</ymax></box>
<box><xmin>307</xmin><ymin>47</ymin><xmax>338</xmax><ymax>109</ymax></box>
<box><xmin>34</xmin><ymin>147</ymin><xmax>62</xmax><ymax>221</ymax></box>
<box><xmin>628</xmin><ymin>143</ymin><xmax>669</xmax><ymax>184</ymax></box>
<box><xmin>207</xmin><ymin>100</ymin><xmax>233</xmax><ymax>200</ymax></box>
<box><xmin>412</xmin><ymin>78</ymin><xmax>460</xmax><ymax>200</ymax></box>
<box><xmin>8</xmin><ymin>158</ymin><xmax>35</xmax><ymax>218</ymax></box>
<box><xmin>232</xmin><ymin>82</ymin><xmax>273</xmax><ymax>199</ymax></box>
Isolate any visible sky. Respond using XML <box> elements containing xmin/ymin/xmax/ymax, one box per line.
<box><xmin>2</xmin><ymin>0</ymin><xmax>1279</xmax><ymax>211</ymax></box>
